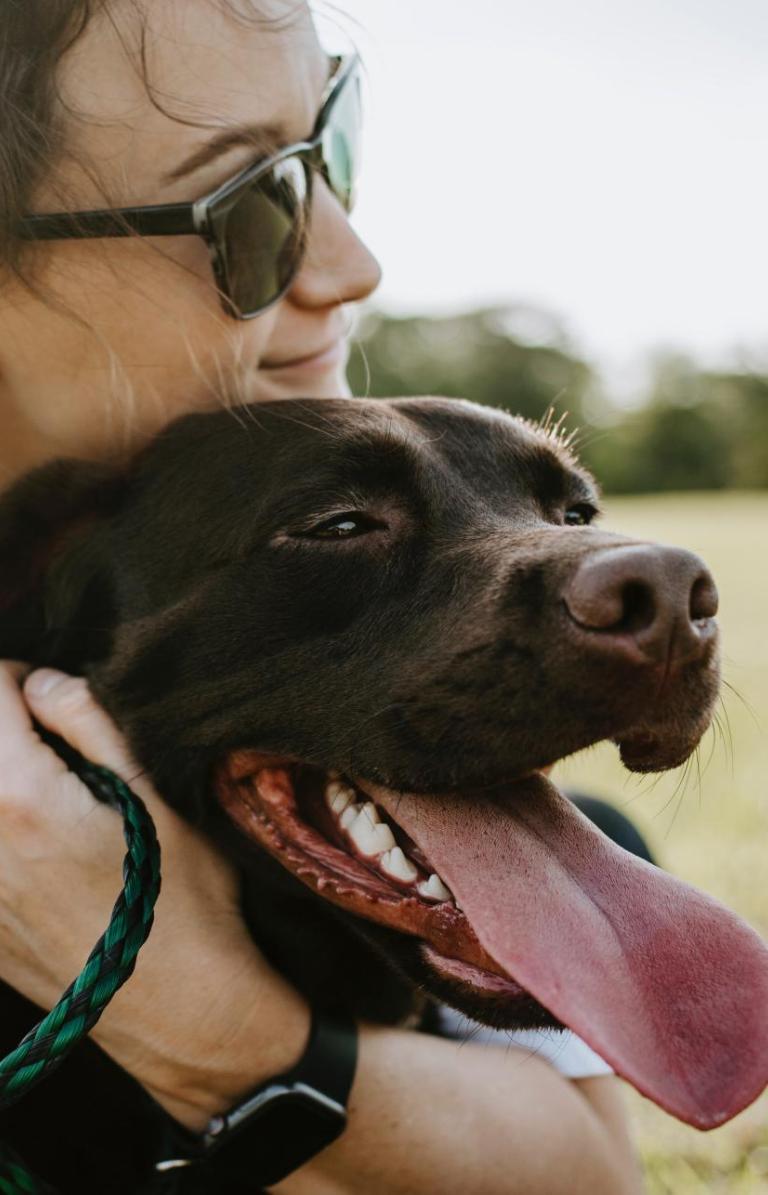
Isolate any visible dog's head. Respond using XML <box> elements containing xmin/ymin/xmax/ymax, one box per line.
<box><xmin>2</xmin><ymin>396</ymin><xmax>767</xmax><ymax>1129</ymax></box>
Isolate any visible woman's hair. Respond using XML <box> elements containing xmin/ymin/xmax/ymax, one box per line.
<box><xmin>0</xmin><ymin>1</ymin><xmax>97</xmax><ymax>284</ymax></box>
<box><xmin>0</xmin><ymin>0</ymin><xmax>311</xmax><ymax>429</ymax></box>
<box><xmin>0</xmin><ymin>0</ymin><xmax>302</xmax><ymax>292</ymax></box>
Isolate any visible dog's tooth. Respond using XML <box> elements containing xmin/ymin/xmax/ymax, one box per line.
<box><xmin>325</xmin><ymin>780</ymin><xmax>355</xmax><ymax>807</ymax></box>
<box><xmin>348</xmin><ymin>812</ymin><xmax>396</xmax><ymax>858</ymax></box>
<box><xmin>417</xmin><ymin>873</ymin><xmax>454</xmax><ymax>903</ymax></box>
<box><xmin>339</xmin><ymin>804</ymin><xmax>360</xmax><ymax>831</ymax></box>
<box><xmin>359</xmin><ymin>802</ymin><xmax>382</xmax><ymax>826</ymax></box>
<box><xmin>327</xmin><ymin>784</ymin><xmax>355</xmax><ymax>817</ymax></box>
<box><xmin>331</xmin><ymin>791</ymin><xmax>354</xmax><ymax>816</ymax></box>
<box><xmin>325</xmin><ymin>780</ymin><xmax>342</xmax><ymax>802</ymax></box>
<box><xmin>375</xmin><ymin>823</ymin><xmax>397</xmax><ymax>851</ymax></box>
<box><xmin>380</xmin><ymin>846</ymin><xmax>418</xmax><ymax>883</ymax></box>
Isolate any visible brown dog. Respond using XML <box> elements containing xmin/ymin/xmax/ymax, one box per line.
<box><xmin>1</xmin><ymin>397</ymin><xmax>767</xmax><ymax>1188</ymax></box>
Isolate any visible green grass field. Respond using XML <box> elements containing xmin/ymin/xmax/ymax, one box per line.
<box><xmin>553</xmin><ymin>491</ymin><xmax>768</xmax><ymax>1194</ymax></box>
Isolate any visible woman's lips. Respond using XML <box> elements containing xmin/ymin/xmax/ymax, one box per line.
<box><xmin>261</xmin><ymin>339</ymin><xmax>347</xmax><ymax>374</ymax></box>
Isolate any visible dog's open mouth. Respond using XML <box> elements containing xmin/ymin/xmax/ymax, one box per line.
<box><xmin>216</xmin><ymin>751</ymin><xmax>528</xmax><ymax>1004</ymax></box>
<box><xmin>216</xmin><ymin>749</ymin><xmax>768</xmax><ymax>1132</ymax></box>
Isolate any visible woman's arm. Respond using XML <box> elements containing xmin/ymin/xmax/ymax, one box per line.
<box><xmin>0</xmin><ymin>662</ymin><xmax>644</xmax><ymax>1195</ymax></box>
<box><xmin>275</xmin><ymin>1032</ymin><xmax>644</xmax><ymax>1195</ymax></box>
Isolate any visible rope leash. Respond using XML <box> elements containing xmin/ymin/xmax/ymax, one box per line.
<box><xmin>0</xmin><ymin>763</ymin><xmax>162</xmax><ymax>1193</ymax></box>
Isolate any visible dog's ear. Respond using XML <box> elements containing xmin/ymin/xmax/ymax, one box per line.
<box><xmin>0</xmin><ymin>458</ymin><xmax>125</xmax><ymax>669</ymax></box>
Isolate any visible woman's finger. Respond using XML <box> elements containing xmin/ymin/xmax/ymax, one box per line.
<box><xmin>0</xmin><ymin>659</ymin><xmax>36</xmax><ymax>743</ymax></box>
<box><xmin>23</xmin><ymin>668</ymin><xmax>144</xmax><ymax>784</ymax></box>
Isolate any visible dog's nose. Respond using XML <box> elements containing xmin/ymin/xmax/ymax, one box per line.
<box><xmin>563</xmin><ymin>545</ymin><xmax>719</xmax><ymax>665</ymax></box>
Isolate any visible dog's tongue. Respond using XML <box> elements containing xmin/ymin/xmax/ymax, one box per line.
<box><xmin>365</xmin><ymin>774</ymin><xmax>768</xmax><ymax>1128</ymax></box>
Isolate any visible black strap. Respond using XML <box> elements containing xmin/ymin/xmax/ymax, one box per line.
<box><xmin>147</xmin><ymin>1009</ymin><xmax>357</xmax><ymax>1193</ymax></box>
<box><xmin>279</xmin><ymin>1009</ymin><xmax>357</xmax><ymax>1106</ymax></box>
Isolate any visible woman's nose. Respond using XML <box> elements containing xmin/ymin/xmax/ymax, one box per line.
<box><xmin>286</xmin><ymin>177</ymin><xmax>382</xmax><ymax>309</ymax></box>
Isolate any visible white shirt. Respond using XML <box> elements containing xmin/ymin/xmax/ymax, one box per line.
<box><xmin>438</xmin><ymin>1007</ymin><xmax>614</xmax><ymax>1079</ymax></box>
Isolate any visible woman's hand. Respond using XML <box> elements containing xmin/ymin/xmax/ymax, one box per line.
<box><xmin>0</xmin><ymin>661</ymin><xmax>644</xmax><ymax>1192</ymax></box>
<box><xmin>0</xmin><ymin>661</ymin><xmax>309</xmax><ymax>1130</ymax></box>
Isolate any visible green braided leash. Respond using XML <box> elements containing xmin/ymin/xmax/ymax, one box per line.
<box><xmin>0</xmin><ymin>762</ymin><xmax>162</xmax><ymax>1193</ymax></box>
<box><xmin>0</xmin><ymin>1145</ymin><xmax>55</xmax><ymax>1195</ymax></box>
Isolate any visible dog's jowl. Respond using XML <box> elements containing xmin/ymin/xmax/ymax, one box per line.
<box><xmin>1</xmin><ymin>396</ymin><xmax>767</xmax><ymax>1181</ymax></box>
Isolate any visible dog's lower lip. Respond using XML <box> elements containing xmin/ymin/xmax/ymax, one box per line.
<box><xmin>422</xmin><ymin>947</ymin><xmax>527</xmax><ymax>999</ymax></box>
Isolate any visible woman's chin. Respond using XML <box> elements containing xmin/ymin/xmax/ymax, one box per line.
<box><xmin>314</xmin><ymin>371</ymin><xmax>351</xmax><ymax>399</ymax></box>
<box><xmin>249</xmin><ymin>367</ymin><xmax>351</xmax><ymax>402</ymax></box>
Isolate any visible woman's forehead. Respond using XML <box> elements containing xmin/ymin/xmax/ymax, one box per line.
<box><xmin>50</xmin><ymin>0</ymin><xmax>328</xmax><ymax>208</ymax></box>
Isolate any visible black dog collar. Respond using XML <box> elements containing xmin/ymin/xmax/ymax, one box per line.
<box><xmin>153</xmin><ymin>1010</ymin><xmax>358</xmax><ymax>1189</ymax></box>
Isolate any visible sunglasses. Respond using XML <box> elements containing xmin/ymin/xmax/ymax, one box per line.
<box><xmin>17</xmin><ymin>54</ymin><xmax>361</xmax><ymax>320</ymax></box>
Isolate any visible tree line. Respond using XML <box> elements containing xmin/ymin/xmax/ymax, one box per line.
<box><xmin>347</xmin><ymin>308</ymin><xmax>768</xmax><ymax>493</ymax></box>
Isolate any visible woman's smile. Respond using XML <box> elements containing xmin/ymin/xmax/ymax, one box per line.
<box><xmin>262</xmin><ymin>336</ymin><xmax>348</xmax><ymax>374</ymax></box>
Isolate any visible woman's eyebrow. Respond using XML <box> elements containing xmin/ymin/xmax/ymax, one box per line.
<box><xmin>163</xmin><ymin>55</ymin><xmax>337</xmax><ymax>187</ymax></box>
<box><xmin>163</xmin><ymin>121</ymin><xmax>289</xmax><ymax>185</ymax></box>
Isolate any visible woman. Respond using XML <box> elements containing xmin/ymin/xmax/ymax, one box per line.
<box><xmin>0</xmin><ymin>2</ymin><xmax>643</xmax><ymax>1191</ymax></box>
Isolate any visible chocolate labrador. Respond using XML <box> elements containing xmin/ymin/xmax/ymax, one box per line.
<box><xmin>1</xmin><ymin>397</ymin><xmax>767</xmax><ymax>1189</ymax></box>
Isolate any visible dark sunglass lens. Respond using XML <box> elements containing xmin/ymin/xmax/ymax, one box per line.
<box><xmin>322</xmin><ymin>73</ymin><xmax>361</xmax><ymax>211</ymax></box>
<box><xmin>219</xmin><ymin>157</ymin><xmax>309</xmax><ymax>316</ymax></box>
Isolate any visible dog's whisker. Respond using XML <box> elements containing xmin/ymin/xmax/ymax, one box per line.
<box><xmin>700</xmin><ymin>721</ymin><xmax>720</xmax><ymax>784</ymax></box>
<box><xmin>706</xmin><ymin>685</ymin><xmax>739</xmax><ymax>786</ymax></box>
<box><xmin>693</xmin><ymin>746</ymin><xmax>703</xmax><ymax>813</ymax></box>
<box><xmin>665</xmin><ymin>784</ymin><xmax>687</xmax><ymax>841</ymax></box>
<box><xmin>658</xmin><ymin>755</ymin><xmax>698</xmax><ymax>839</ymax></box>
<box><xmin>639</xmin><ymin>769</ymin><xmax>669</xmax><ymax>799</ymax></box>
<box><xmin>566</xmin><ymin>426</ymin><xmax>612</xmax><ymax>455</ymax></box>
<box><xmin>712</xmin><ymin>704</ymin><xmax>735</xmax><ymax>777</ymax></box>
<box><xmin>525</xmin><ymin>401</ymin><xmax>583</xmax><ymax>461</ymax></box>
<box><xmin>721</xmin><ymin>677</ymin><xmax>760</xmax><ymax>727</ymax></box>
<box><xmin>616</xmin><ymin>775</ymin><xmax>661</xmax><ymax>809</ymax></box>
<box><xmin>649</xmin><ymin>766</ymin><xmax>685</xmax><ymax>823</ymax></box>
<box><xmin>719</xmin><ymin>697</ymin><xmax>737</xmax><ymax>771</ymax></box>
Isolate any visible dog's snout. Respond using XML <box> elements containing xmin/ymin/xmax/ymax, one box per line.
<box><xmin>563</xmin><ymin>545</ymin><xmax>719</xmax><ymax>665</ymax></box>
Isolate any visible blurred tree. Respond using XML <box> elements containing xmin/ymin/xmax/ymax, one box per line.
<box><xmin>589</xmin><ymin>402</ymin><xmax>731</xmax><ymax>493</ymax></box>
<box><xmin>347</xmin><ymin>307</ymin><xmax>594</xmax><ymax>425</ymax></box>
<box><xmin>587</xmin><ymin>355</ymin><xmax>733</xmax><ymax>493</ymax></box>
<box><xmin>346</xmin><ymin>308</ymin><xmax>768</xmax><ymax>494</ymax></box>
<box><xmin>706</xmin><ymin>371</ymin><xmax>768</xmax><ymax>488</ymax></box>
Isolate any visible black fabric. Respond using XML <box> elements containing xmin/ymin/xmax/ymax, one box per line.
<box><xmin>568</xmin><ymin>793</ymin><xmax>658</xmax><ymax>866</ymax></box>
<box><xmin>0</xmin><ymin>984</ymin><xmax>166</xmax><ymax>1193</ymax></box>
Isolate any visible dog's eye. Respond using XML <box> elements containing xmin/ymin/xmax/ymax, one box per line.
<box><xmin>301</xmin><ymin>512</ymin><xmax>384</xmax><ymax>540</ymax></box>
<box><xmin>564</xmin><ymin>503</ymin><xmax>598</xmax><ymax>527</ymax></box>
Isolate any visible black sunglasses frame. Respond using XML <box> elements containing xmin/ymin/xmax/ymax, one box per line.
<box><xmin>17</xmin><ymin>53</ymin><xmax>361</xmax><ymax>319</ymax></box>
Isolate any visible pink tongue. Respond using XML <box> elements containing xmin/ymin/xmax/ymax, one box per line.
<box><xmin>367</xmin><ymin>774</ymin><xmax>768</xmax><ymax>1128</ymax></box>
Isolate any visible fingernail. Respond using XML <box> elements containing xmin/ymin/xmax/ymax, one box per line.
<box><xmin>24</xmin><ymin>668</ymin><xmax>68</xmax><ymax>699</ymax></box>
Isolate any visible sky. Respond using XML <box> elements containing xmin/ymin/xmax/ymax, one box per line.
<box><xmin>316</xmin><ymin>0</ymin><xmax>768</xmax><ymax>401</ymax></box>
